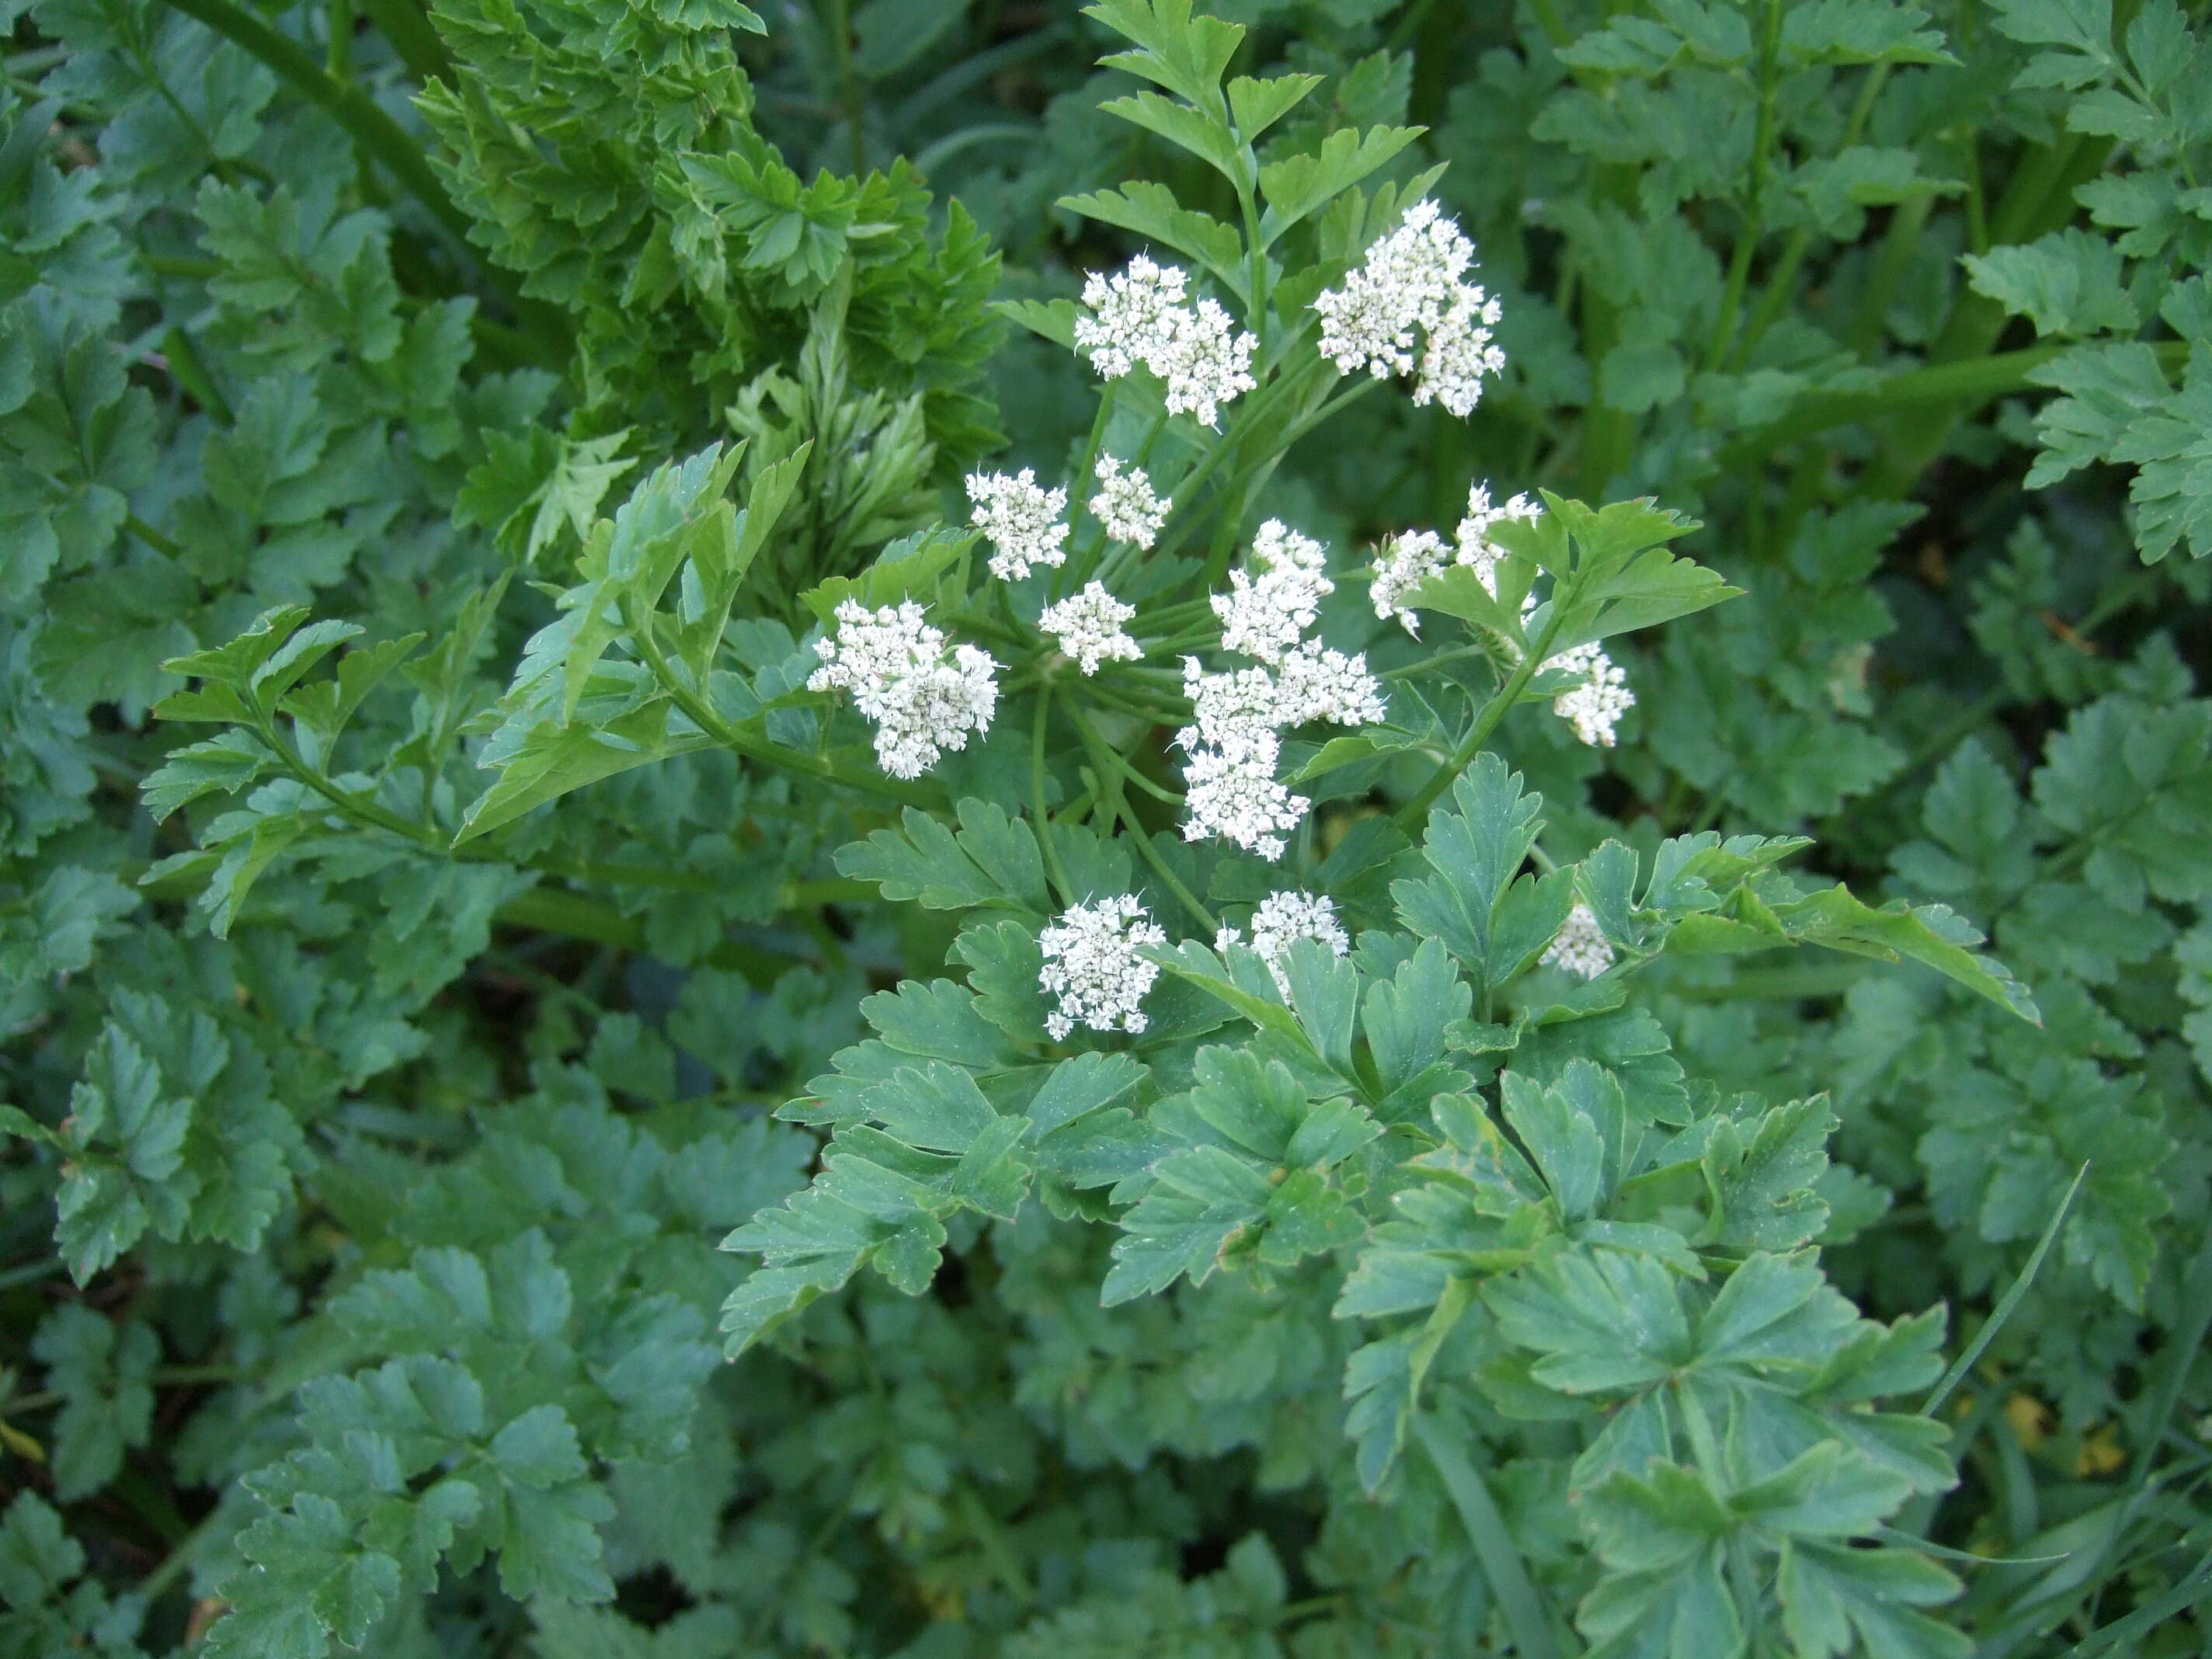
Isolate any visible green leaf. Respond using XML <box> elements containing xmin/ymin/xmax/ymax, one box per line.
<box><xmin>31</xmin><ymin>1306</ymin><xmax>156</xmax><ymax>1501</ymax></box>
<box><xmin>1226</xmin><ymin>71</ymin><xmax>1322</xmax><ymax>141</ymax></box>
<box><xmin>1963</xmin><ymin>229</ymin><xmax>2138</xmax><ymax>339</ymax></box>
<box><xmin>1101</xmin><ymin>1143</ymin><xmax>1272</xmax><ymax>1303</ymax></box>
<box><xmin>1083</xmin><ymin>0</ymin><xmax>1246</xmax><ymax>113</ymax></box>
<box><xmin>1485</xmin><ymin>1247</ymin><xmax>1688</xmax><ymax>1394</ymax></box>
<box><xmin>1702</xmin><ymin>1097</ymin><xmax>1837</xmax><ymax>1251</ymax></box>
<box><xmin>1259</xmin><ymin>124</ymin><xmax>1424</xmax><ymax>242</ymax></box>
<box><xmin>1101</xmin><ymin>89</ymin><xmax>1246</xmax><ymax>185</ymax></box>
<box><xmin>1768</xmin><ymin>885</ymin><xmax>2040</xmax><ymax>1022</ymax></box>
<box><xmin>1777</xmin><ymin>1542</ymin><xmax>1969</xmax><ymax>1658</ymax></box>
<box><xmin>1059</xmin><ymin>182</ymin><xmax>1248</xmax><ymax>301</ymax></box>
<box><xmin>51</xmin><ymin>1024</ymin><xmax>195</xmax><ymax>1283</ymax></box>
<box><xmin>141</xmin><ymin>729</ymin><xmax>269</xmax><ymax>818</ymax></box>
<box><xmin>834</xmin><ymin>799</ymin><xmax>1049</xmax><ymax>913</ymax></box>
<box><xmin>457</xmin><ymin>702</ymin><xmax>712</xmax><ymax>844</ymax></box>
<box><xmin>1391</xmin><ymin>753</ymin><xmax>1567</xmax><ymax>1001</ymax></box>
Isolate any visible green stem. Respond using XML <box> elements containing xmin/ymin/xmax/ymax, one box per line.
<box><xmin>1731</xmin><ymin>61</ymin><xmax>1891</xmax><ymax>369</ymax></box>
<box><xmin>1059</xmin><ymin>391</ymin><xmax>1122</xmax><ymax>597</ymax></box>
<box><xmin>1706</xmin><ymin>0</ymin><xmax>1786</xmax><ymax>371</ymax></box>
<box><xmin>127</xmin><ymin>514</ymin><xmax>184</xmax><ymax>560</ymax></box>
<box><xmin>325</xmin><ymin>0</ymin><xmax>353</xmax><ymax>82</ymax></box>
<box><xmin>822</xmin><ymin>0</ymin><xmax>868</xmax><ymax>176</ymax></box>
<box><xmin>1034</xmin><ymin>687</ymin><xmax>1073</xmax><ymax>904</ymax></box>
<box><xmin>1069</xmin><ymin>708</ymin><xmax>1214</xmax><ymax>930</ymax></box>
<box><xmin>1393</xmin><ymin>610</ymin><xmax>1567</xmax><ymax>830</ymax></box>
<box><xmin>1416</xmin><ymin>1416</ymin><xmax>1568</xmax><ymax>1659</ymax></box>
<box><xmin>1726</xmin><ymin>340</ymin><xmax>2186</xmax><ymax>464</ymax></box>
<box><xmin>355</xmin><ymin>0</ymin><xmax>450</xmax><ymax>82</ymax></box>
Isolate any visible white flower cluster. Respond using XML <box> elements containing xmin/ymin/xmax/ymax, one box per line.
<box><xmin>807</xmin><ymin>600</ymin><xmax>999</xmax><ymax>778</ymax></box>
<box><xmin>1179</xmin><ymin>525</ymin><xmax>1386</xmax><ymax>861</ymax></box>
<box><xmin>967</xmin><ymin>468</ymin><xmax>1069</xmax><ymax>582</ymax></box>
<box><xmin>1543</xmin><ymin>640</ymin><xmax>1634</xmax><ymax>747</ymax></box>
<box><xmin>1456</xmin><ymin>483</ymin><xmax>1543</xmax><ymax>595</ymax></box>
<box><xmin>1090</xmin><ymin>455</ymin><xmax>1171</xmax><ymax>548</ymax></box>
<box><xmin>1369</xmin><ymin>482</ymin><xmax>1542</xmax><ymax>633</ymax></box>
<box><xmin>1541</xmin><ymin>903</ymin><xmax>1615</xmax><ymax>979</ymax></box>
<box><xmin>1038</xmin><ymin>582</ymin><xmax>1143</xmax><ymax>675</ymax></box>
<box><xmin>1039</xmin><ymin>894</ymin><xmax>1165</xmax><ymax>1040</ymax></box>
<box><xmin>1213</xmin><ymin>520</ymin><xmax>1332</xmax><ymax>663</ymax></box>
<box><xmin>1278</xmin><ymin>642</ymin><xmax>1389</xmax><ymax>727</ymax></box>
<box><xmin>1216</xmin><ymin>889</ymin><xmax>1350</xmax><ymax>996</ymax></box>
<box><xmin>1369</xmin><ymin>530</ymin><xmax>1450</xmax><ymax>634</ymax></box>
<box><xmin>1073</xmin><ymin>254</ymin><xmax>1257</xmax><ymax>427</ymax></box>
<box><xmin>1181</xmin><ymin>743</ymin><xmax>1306</xmax><ymax>861</ymax></box>
<box><xmin>1314</xmin><ymin>200</ymin><xmax>1506</xmax><ymax>417</ymax></box>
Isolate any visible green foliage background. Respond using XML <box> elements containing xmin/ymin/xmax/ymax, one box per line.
<box><xmin>2</xmin><ymin>0</ymin><xmax>2210</xmax><ymax>1654</ymax></box>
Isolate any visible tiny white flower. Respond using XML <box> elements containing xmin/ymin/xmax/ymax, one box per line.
<box><xmin>1090</xmin><ymin>455</ymin><xmax>1172</xmax><ymax>548</ymax></box>
<box><xmin>1038</xmin><ymin>582</ymin><xmax>1143</xmax><ymax>675</ymax></box>
<box><xmin>1275</xmin><ymin>641</ymin><xmax>1387</xmax><ymax>729</ymax></box>
<box><xmin>1251</xmin><ymin>520</ymin><xmax>1328</xmax><ymax>575</ymax></box>
<box><xmin>966</xmin><ymin>468</ymin><xmax>1069</xmax><ymax>582</ymax></box>
<box><xmin>1181</xmin><ymin>736</ymin><xmax>1306</xmax><ymax>861</ymax></box>
<box><xmin>1039</xmin><ymin>894</ymin><xmax>1167</xmax><ymax>1040</ymax></box>
<box><xmin>1370</xmin><ymin>529</ymin><xmax>1450</xmax><ymax>633</ymax></box>
<box><xmin>807</xmin><ymin>600</ymin><xmax>1000</xmax><ymax>778</ymax></box>
<box><xmin>1542</xmin><ymin>903</ymin><xmax>1614</xmax><ymax>979</ymax></box>
<box><xmin>1217</xmin><ymin>889</ymin><xmax>1350</xmax><ymax>996</ymax></box>
<box><xmin>1544</xmin><ymin>641</ymin><xmax>1634</xmax><ymax>748</ymax></box>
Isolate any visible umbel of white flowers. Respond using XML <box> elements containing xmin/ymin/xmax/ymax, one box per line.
<box><xmin>1216</xmin><ymin>889</ymin><xmax>1350</xmax><ymax>996</ymax></box>
<box><xmin>1177</xmin><ymin>520</ymin><xmax>1389</xmax><ymax>861</ymax></box>
<box><xmin>1039</xmin><ymin>583</ymin><xmax>1143</xmax><ymax>674</ymax></box>
<box><xmin>805</xmin><ymin>600</ymin><xmax>999</xmax><ymax>778</ymax></box>
<box><xmin>1315</xmin><ymin>199</ymin><xmax>1506</xmax><ymax>416</ymax></box>
<box><xmin>1541</xmin><ymin>903</ymin><xmax>1615</xmax><ymax>979</ymax></box>
<box><xmin>1369</xmin><ymin>481</ymin><xmax>1638</xmax><ymax>749</ymax></box>
<box><xmin>1090</xmin><ymin>454</ymin><xmax>1170</xmax><ymax>548</ymax></box>
<box><xmin>1038</xmin><ymin>894</ymin><xmax>1165</xmax><ymax>1039</ymax></box>
<box><xmin>966</xmin><ymin>468</ymin><xmax>1069</xmax><ymax>581</ymax></box>
<box><xmin>1072</xmin><ymin>254</ymin><xmax>1257</xmax><ymax>427</ymax></box>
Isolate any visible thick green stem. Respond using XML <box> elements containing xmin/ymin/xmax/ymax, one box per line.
<box><xmin>356</xmin><ymin>0</ymin><xmax>450</xmax><ymax>82</ymax></box>
<box><xmin>1724</xmin><ymin>340</ymin><xmax>2186</xmax><ymax>465</ymax></box>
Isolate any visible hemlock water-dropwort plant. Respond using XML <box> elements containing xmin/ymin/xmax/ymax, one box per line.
<box><xmin>5</xmin><ymin>0</ymin><xmax>2212</xmax><ymax>1655</ymax></box>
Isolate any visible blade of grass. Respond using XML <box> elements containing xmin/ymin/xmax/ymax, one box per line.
<box><xmin>2050</xmin><ymin>1546</ymin><xmax>2212</xmax><ymax>1659</ymax></box>
<box><xmin>1872</xmin><ymin>1526</ymin><xmax>2068</xmax><ymax>1567</ymax></box>
<box><xmin>1416</xmin><ymin>1414</ymin><xmax>1569</xmax><ymax>1659</ymax></box>
<box><xmin>1922</xmin><ymin>1163</ymin><xmax>2087</xmax><ymax>1418</ymax></box>
<box><xmin>2128</xmin><ymin>1227</ymin><xmax>2212</xmax><ymax>1490</ymax></box>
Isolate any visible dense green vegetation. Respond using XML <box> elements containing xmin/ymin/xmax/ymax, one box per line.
<box><xmin>2</xmin><ymin>0</ymin><xmax>2209</xmax><ymax>1653</ymax></box>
